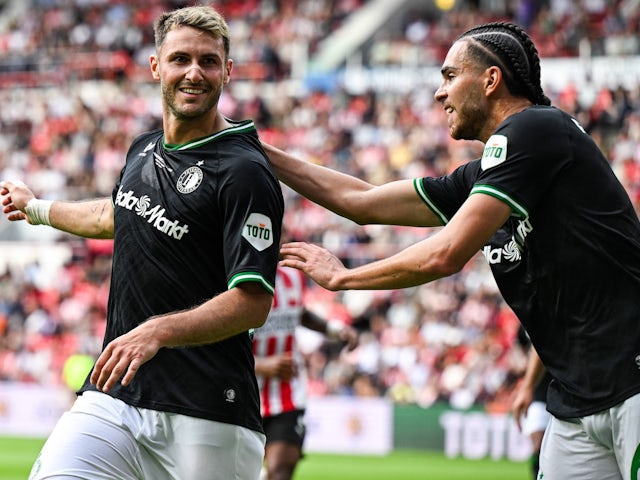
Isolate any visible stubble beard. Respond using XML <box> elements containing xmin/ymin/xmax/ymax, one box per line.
<box><xmin>450</xmin><ymin>97</ymin><xmax>489</xmax><ymax>142</ymax></box>
<box><xmin>163</xmin><ymin>82</ymin><xmax>221</xmax><ymax>121</ymax></box>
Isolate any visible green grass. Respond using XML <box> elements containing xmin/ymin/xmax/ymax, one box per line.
<box><xmin>0</xmin><ymin>436</ymin><xmax>45</xmax><ymax>480</ymax></box>
<box><xmin>294</xmin><ymin>451</ymin><xmax>529</xmax><ymax>480</ymax></box>
<box><xmin>0</xmin><ymin>437</ymin><xmax>529</xmax><ymax>480</ymax></box>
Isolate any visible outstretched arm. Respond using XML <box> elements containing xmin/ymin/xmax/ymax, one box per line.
<box><xmin>262</xmin><ymin>142</ymin><xmax>441</xmax><ymax>227</ymax></box>
<box><xmin>280</xmin><ymin>193</ymin><xmax>512</xmax><ymax>291</ymax></box>
<box><xmin>1</xmin><ymin>180</ymin><xmax>114</xmax><ymax>239</ymax></box>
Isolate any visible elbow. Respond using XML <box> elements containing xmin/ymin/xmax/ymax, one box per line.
<box><xmin>428</xmin><ymin>254</ymin><xmax>466</xmax><ymax>279</ymax></box>
<box><xmin>253</xmin><ymin>314</ymin><xmax>268</xmax><ymax>329</ymax></box>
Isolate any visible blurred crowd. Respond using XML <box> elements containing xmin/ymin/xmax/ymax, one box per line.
<box><xmin>1</xmin><ymin>0</ymin><xmax>640</xmax><ymax>412</ymax></box>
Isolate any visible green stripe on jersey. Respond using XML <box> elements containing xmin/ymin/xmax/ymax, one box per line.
<box><xmin>471</xmin><ymin>184</ymin><xmax>529</xmax><ymax>218</ymax></box>
<box><xmin>228</xmin><ymin>271</ymin><xmax>275</xmax><ymax>295</ymax></box>
<box><xmin>413</xmin><ymin>178</ymin><xmax>449</xmax><ymax>225</ymax></box>
<box><xmin>164</xmin><ymin>120</ymin><xmax>256</xmax><ymax>151</ymax></box>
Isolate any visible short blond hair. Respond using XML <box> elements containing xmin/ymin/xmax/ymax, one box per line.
<box><xmin>154</xmin><ymin>6</ymin><xmax>230</xmax><ymax>58</ymax></box>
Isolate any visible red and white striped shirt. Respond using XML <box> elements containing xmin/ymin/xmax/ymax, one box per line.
<box><xmin>253</xmin><ymin>266</ymin><xmax>308</xmax><ymax>417</ymax></box>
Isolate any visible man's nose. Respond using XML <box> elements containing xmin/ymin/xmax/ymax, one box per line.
<box><xmin>185</xmin><ymin>64</ymin><xmax>204</xmax><ymax>81</ymax></box>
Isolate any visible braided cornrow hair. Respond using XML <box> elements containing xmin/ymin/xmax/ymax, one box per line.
<box><xmin>457</xmin><ymin>22</ymin><xmax>551</xmax><ymax>106</ymax></box>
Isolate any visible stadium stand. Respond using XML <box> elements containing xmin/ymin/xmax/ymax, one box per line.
<box><xmin>0</xmin><ymin>0</ymin><xmax>639</xmax><ymax>416</ymax></box>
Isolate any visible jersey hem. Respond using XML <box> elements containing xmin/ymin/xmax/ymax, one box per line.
<box><xmin>470</xmin><ymin>184</ymin><xmax>529</xmax><ymax>218</ymax></box>
<box><xmin>413</xmin><ymin>178</ymin><xmax>449</xmax><ymax>224</ymax></box>
<box><xmin>228</xmin><ymin>271</ymin><xmax>275</xmax><ymax>295</ymax></box>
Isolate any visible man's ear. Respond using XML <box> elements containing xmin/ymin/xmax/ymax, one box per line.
<box><xmin>484</xmin><ymin>65</ymin><xmax>502</xmax><ymax>96</ymax></box>
<box><xmin>223</xmin><ymin>58</ymin><xmax>233</xmax><ymax>85</ymax></box>
<box><xmin>150</xmin><ymin>55</ymin><xmax>160</xmax><ymax>81</ymax></box>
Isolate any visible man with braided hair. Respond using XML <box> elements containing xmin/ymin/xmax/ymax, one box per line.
<box><xmin>263</xmin><ymin>21</ymin><xmax>640</xmax><ymax>480</ymax></box>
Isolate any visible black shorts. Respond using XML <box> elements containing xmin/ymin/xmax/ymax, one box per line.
<box><xmin>263</xmin><ymin>409</ymin><xmax>306</xmax><ymax>448</ymax></box>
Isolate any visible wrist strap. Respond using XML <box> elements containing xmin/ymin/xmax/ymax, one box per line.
<box><xmin>24</xmin><ymin>199</ymin><xmax>53</xmax><ymax>226</ymax></box>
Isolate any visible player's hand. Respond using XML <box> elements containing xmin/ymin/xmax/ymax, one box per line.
<box><xmin>340</xmin><ymin>326</ymin><xmax>359</xmax><ymax>351</ymax></box>
<box><xmin>0</xmin><ymin>180</ymin><xmax>33</xmax><ymax>222</ymax></box>
<box><xmin>260</xmin><ymin>354</ymin><xmax>297</xmax><ymax>381</ymax></box>
<box><xmin>511</xmin><ymin>382</ymin><xmax>534</xmax><ymax>432</ymax></box>
<box><xmin>90</xmin><ymin>323</ymin><xmax>161</xmax><ymax>393</ymax></box>
<box><xmin>279</xmin><ymin>242</ymin><xmax>347</xmax><ymax>291</ymax></box>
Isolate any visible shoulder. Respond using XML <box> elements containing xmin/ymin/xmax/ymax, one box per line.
<box><xmin>127</xmin><ymin>129</ymin><xmax>163</xmax><ymax>157</ymax></box>
<box><xmin>491</xmin><ymin>106</ymin><xmax>576</xmax><ymax>159</ymax></box>
<box><xmin>130</xmin><ymin>129</ymin><xmax>163</xmax><ymax>149</ymax></box>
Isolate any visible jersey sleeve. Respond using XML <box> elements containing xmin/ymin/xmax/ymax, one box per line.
<box><xmin>472</xmin><ymin>107</ymin><xmax>574</xmax><ymax>219</ymax></box>
<box><xmin>414</xmin><ymin>160</ymin><xmax>482</xmax><ymax>224</ymax></box>
<box><xmin>219</xmin><ymin>150</ymin><xmax>284</xmax><ymax>294</ymax></box>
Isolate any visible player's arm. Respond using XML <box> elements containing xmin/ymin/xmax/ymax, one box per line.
<box><xmin>254</xmin><ymin>354</ymin><xmax>297</xmax><ymax>381</ymax></box>
<box><xmin>1</xmin><ymin>180</ymin><xmax>114</xmax><ymax>238</ymax></box>
<box><xmin>281</xmin><ymin>193</ymin><xmax>511</xmax><ymax>291</ymax></box>
<box><xmin>301</xmin><ymin>309</ymin><xmax>358</xmax><ymax>350</ymax></box>
<box><xmin>262</xmin><ymin>142</ymin><xmax>442</xmax><ymax>227</ymax></box>
<box><xmin>512</xmin><ymin>346</ymin><xmax>546</xmax><ymax>432</ymax></box>
<box><xmin>92</xmin><ymin>281</ymin><xmax>272</xmax><ymax>392</ymax></box>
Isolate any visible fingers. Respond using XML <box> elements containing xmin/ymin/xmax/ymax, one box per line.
<box><xmin>345</xmin><ymin>330</ymin><xmax>359</xmax><ymax>350</ymax></box>
<box><xmin>0</xmin><ymin>180</ymin><xmax>26</xmax><ymax>195</ymax></box>
<box><xmin>513</xmin><ymin>408</ymin><xmax>522</xmax><ymax>432</ymax></box>
<box><xmin>89</xmin><ymin>343</ymin><xmax>146</xmax><ymax>393</ymax></box>
<box><xmin>1</xmin><ymin>180</ymin><xmax>30</xmax><ymax>221</ymax></box>
<box><xmin>4</xmin><ymin>210</ymin><xmax>27</xmax><ymax>222</ymax></box>
<box><xmin>279</xmin><ymin>242</ymin><xmax>308</xmax><ymax>261</ymax></box>
<box><xmin>279</xmin><ymin>356</ymin><xmax>297</xmax><ymax>380</ymax></box>
<box><xmin>512</xmin><ymin>398</ymin><xmax>529</xmax><ymax>432</ymax></box>
<box><xmin>90</xmin><ymin>345</ymin><xmax>124</xmax><ymax>393</ymax></box>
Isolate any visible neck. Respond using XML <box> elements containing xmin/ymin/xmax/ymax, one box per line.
<box><xmin>479</xmin><ymin>98</ymin><xmax>534</xmax><ymax>143</ymax></box>
<box><xmin>163</xmin><ymin>111</ymin><xmax>230</xmax><ymax>145</ymax></box>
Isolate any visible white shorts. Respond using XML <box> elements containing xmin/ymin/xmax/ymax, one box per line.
<box><xmin>522</xmin><ymin>400</ymin><xmax>551</xmax><ymax>437</ymax></box>
<box><xmin>29</xmin><ymin>391</ymin><xmax>265</xmax><ymax>480</ymax></box>
<box><xmin>539</xmin><ymin>391</ymin><xmax>640</xmax><ymax>480</ymax></box>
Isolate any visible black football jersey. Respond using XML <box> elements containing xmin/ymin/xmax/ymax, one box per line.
<box><xmin>80</xmin><ymin>119</ymin><xmax>284</xmax><ymax>433</ymax></box>
<box><xmin>417</xmin><ymin>106</ymin><xmax>640</xmax><ymax>418</ymax></box>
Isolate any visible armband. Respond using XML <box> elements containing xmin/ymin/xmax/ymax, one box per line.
<box><xmin>24</xmin><ymin>199</ymin><xmax>53</xmax><ymax>226</ymax></box>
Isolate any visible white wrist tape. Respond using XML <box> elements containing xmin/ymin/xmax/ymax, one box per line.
<box><xmin>326</xmin><ymin>320</ymin><xmax>345</xmax><ymax>340</ymax></box>
<box><xmin>24</xmin><ymin>199</ymin><xmax>53</xmax><ymax>226</ymax></box>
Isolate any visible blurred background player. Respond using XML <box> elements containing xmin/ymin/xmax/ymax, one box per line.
<box><xmin>253</xmin><ymin>265</ymin><xmax>358</xmax><ymax>480</ymax></box>
<box><xmin>512</xmin><ymin>326</ymin><xmax>552</xmax><ymax>480</ymax></box>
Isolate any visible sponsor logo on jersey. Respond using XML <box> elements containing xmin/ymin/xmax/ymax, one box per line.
<box><xmin>482</xmin><ymin>238</ymin><xmax>521</xmax><ymax>264</ymax></box>
<box><xmin>177</xmin><ymin>164</ymin><xmax>204</xmax><ymax>194</ymax></box>
<box><xmin>482</xmin><ymin>218</ymin><xmax>533</xmax><ymax>264</ymax></box>
<box><xmin>138</xmin><ymin>142</ymin><xmax>156</xmax><ymax>157</ymax></box>
<box><xmin>243</xmin><ymin>212</ymin><xmax>274</xmax><ymax>251</ymax></box>
<box><xmin>481</xmin><ymin>134</ymin><xmax>508</xmax><ymax>170</ymax></box>
<box><xmin>115</xmin><ymin>186</ymin><xmax>190</xmax><ymax>240</ymax></box>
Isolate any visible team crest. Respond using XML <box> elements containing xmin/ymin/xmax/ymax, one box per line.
<box><xmin>177</xmin><ymin>166</ymin><xmax>203</xmax><ymax>194</ymax></box>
